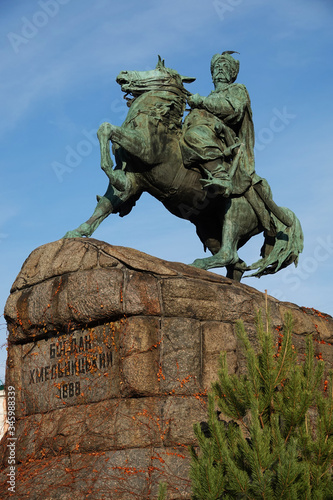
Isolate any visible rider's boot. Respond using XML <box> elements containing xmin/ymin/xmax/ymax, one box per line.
<box><xmin>200</xmin><ymin>159</ymin><xmax>233</xmax><ymax>197</ymax></box>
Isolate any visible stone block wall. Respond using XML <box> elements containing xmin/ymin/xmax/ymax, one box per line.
<box><xmin>1</xmin><ymin>239</ymin><xmax>332</xmax><ymax>499</ymax></box>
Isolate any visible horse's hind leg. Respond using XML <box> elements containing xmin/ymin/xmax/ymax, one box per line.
<box><xmin>191</xmin><ymin>197</ymin><xmax>257</xmax><ymax>275</ymax></box>
<box><xmin>191</xmin><ymin>229</ymin><xmax>239</xmax><ymax>270</ymax></box>
<box><xmin>63</xmin><ymin>191</ymin><xmax>113</xmax><ymax>238</ymax></box>
<box><xmin>226</xmin><ymin>260</ymin><xmax>247</xmax><ymax>282</ymax></box>
<box><xmin>63</xmin><ymin>171</ymin><xmax>140</xmax><ymax>238</ymax></box>
<box><xmin>191</xmin><ymin>200</ymin><xmax>239</xmax><ymax>271</ymax></box>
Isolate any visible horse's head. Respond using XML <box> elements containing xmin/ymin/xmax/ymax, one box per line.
<box><xmin>116</xmin><ymin>55</ymin><xmax>195</xmax><ymax>104</ymax></box>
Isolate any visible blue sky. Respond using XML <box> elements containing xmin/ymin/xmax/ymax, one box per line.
<box><xmin>1</xmin><ymin>0</ymin><xmax>332</xmax><ymax>382</ymax></box>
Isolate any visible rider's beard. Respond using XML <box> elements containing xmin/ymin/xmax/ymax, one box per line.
<box><xmin>214</xmin><ymin>76</ymin><xmax>230</xmax><ymax>90</ymax></box>
<box><xmin>213</xmin><ymin>68</ymin><xmax>231</xmax><ymax>87</ymax></box>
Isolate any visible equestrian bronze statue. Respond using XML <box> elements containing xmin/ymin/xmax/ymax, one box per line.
<box><xmin>64</xmin><ymin>53</ymin><xmax>303</xmax><ymax>282</ymax></box>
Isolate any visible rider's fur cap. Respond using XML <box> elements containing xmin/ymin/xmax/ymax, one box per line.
<box><xmin>210</xmin><ymin>51</ymin><xmax>240</xmax><ymax>83</ymax></box>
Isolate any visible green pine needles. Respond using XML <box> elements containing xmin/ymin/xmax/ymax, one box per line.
<box><xmin>190</xmin><ymin>312</ymin><xmax>333</xmax><ymax>499</ymax></box>
<box><xmin>158</xmin><ymin>481</ymin><xmax>168</xmax><ymax>500</ymax></box>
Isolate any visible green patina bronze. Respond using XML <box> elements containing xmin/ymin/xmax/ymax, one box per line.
<box><xmin>64</xmin><ymin>53</ymin><xmax>303</xmax><ymax>281</ymax></box>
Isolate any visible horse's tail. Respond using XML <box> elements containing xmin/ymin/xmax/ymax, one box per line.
<box><xmin>246</xmin><ymin>207</ymin><xmax>304</xmax><ymax>278</ymax></box>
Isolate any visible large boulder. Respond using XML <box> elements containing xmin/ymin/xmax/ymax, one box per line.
<box><xmin>1</xmin><ymin>239</ymin><xmax>332</xmax><ymax>499</ymax></box>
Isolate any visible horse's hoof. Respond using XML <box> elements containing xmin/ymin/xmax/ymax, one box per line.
<box><xmin>63</xmin><ymin>231</ymin><xmax>84</xmax><ymax>239</ymax></box>
<box><xmin>190</xmin><ymin>258</ymin><xmax>209</xmax><ymax>270</ymax></box>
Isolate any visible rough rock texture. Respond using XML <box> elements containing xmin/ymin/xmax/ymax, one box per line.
<box><xmin>1</xmin><ymin>238</ymin><xmax>333</xmax><ymax>499</ymax></box>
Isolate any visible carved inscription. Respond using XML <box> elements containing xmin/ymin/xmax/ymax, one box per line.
<box><xmin>22</xmin><ymin>324</ymin><xmax>119</xmax><ymax>414</ymax></box>
<box><xmin>29</xmin><ymin>334</ymin><xmax>113</xmax><ymax>396</ymax></box>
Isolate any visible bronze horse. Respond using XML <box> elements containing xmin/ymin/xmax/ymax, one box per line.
<box><xmin>64</xmin><ymin>58</ymin><xmax>303</xmax><ymax>281</ymax></box>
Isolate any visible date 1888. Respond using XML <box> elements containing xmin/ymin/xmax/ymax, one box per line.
<box><xmin>58</xmin><ymin>381</ymin><xmax>81</xmax><ymax>399</ymax></box>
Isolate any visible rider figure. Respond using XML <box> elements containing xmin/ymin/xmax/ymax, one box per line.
<box><xmin>182</xmin><ymin>51</ymin><xmax>258</xmax><ymax>195</ymax></box>
<box><xmin>181</xmin><ymin>51</ymin><xmax>274</xmax><ymax>231</ymax></box>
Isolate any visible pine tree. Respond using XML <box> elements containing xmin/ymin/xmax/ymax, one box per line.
<box><xmin>190</xmin><ymin>312</ymin><xmax>333</xmax><ymax>499</ymax></box>
<box><xmin>158</xmin><ymin>481</ymin><xmax>167</xmax><ymax>500</ymax></box>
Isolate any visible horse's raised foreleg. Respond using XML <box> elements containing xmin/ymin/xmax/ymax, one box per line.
<box><xmin>97</xmin><ymin>122</ymin><xmax>137</xmax><ymax>191</ymax></box>
<box><xmin>98</xmin><ymin>122</ymin><xmax>154</xmax><ymax>165</ymax></box>
<box><xmin>63</xmin><ymin>124</ymin><xmax>140</xmax><ymax>239</ymax></box>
